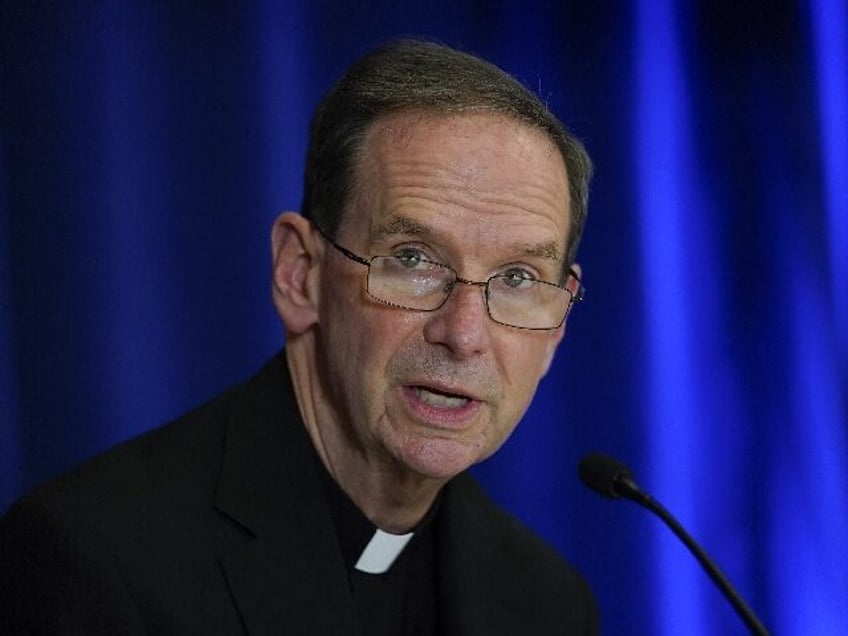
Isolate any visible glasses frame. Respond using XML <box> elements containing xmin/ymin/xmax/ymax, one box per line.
<box><xmin>316</xmin><ymin>225</ymin><xmax>585</xmax><ymax>331</ymax></box>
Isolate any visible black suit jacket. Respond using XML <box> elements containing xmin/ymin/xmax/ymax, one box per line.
<box><xmin>0</xmin><ymin>352</ymin><xmax>598</xmax><ymax>635</ymax></box>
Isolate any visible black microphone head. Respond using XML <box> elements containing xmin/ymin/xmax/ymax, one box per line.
<box><xmin>578</xmin><ymin>452</ymin><xmax>635</xmax><ymax>499</ymax></box>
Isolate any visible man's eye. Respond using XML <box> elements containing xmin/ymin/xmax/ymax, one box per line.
<box><xmin>501</xmin><ymin>268</ymin><xmax>536</xmax><ymax>288</ymax></box>
<box><xmin>394</xmin><ymin>249</ymin><xmax>426</xmax><ymax>269</ymax></box>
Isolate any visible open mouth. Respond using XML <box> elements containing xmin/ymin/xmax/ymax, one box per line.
<box><xmin>412</xmin><ymin>386</ymin><xmax>471</xmax><ymax>409</ymax></box>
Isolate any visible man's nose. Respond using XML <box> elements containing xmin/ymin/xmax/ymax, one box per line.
<box><xmin>422</xmin><ymin>280</ymin><xmax>491</xmax><ymax>357</ymax></box>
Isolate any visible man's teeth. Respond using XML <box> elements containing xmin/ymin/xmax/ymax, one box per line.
<box><xmin>415</xmin><ymin>387</ymin><xmax>469</xmax><ymax>408</ymax></box>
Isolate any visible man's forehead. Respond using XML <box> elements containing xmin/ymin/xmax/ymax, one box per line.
<box><xmin>342</xmin><ymin>110</ymin><xmax>571</xmax><ymax>259</ymax></box>
<box><xmin>351</xmin><ymin>109</ymin><xmax>568</xmax><ymax>202</ymax></box>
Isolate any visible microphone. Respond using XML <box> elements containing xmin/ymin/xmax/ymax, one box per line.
<box><xmin>578</xmin><ymin>453</ymin><xmax>770</xmax><ymax>636</ymax></box>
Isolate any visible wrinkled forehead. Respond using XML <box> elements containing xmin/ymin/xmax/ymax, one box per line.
<box><xmin>342</xmin><ymin>111</ymin><xmax>571</xmax><ymax>243</ymax></box>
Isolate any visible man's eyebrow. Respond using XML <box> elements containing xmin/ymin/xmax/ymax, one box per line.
<box><xmin>373</xmin><ymin>216</ymin><xmax>431</xmax><ymax>238</ymax></box>
<box><xmin>517</xmin><ymin>240</ymin><xmax>563</xmax><ymax>263</ymax></box>
<box><xmin>373</xmin><ymin>215</ymin><xmax>564</xmax><ymax>263</ymax></box>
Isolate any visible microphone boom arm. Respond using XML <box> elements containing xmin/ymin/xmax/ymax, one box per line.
<box><xmin>579</xmin><ymin>453</ymin><xmax>770</xmax><ymax>635</ymax></box>
<box><xmin>613</xmin><ymin>474</ymin><xmax>769</xmax><ymax>636</ymax></box>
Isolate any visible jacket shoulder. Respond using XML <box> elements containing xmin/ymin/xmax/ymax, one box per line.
<box><xmin>3</xmin><ymin>351</ymin><xmax>290</xmax><ymax>527</ymax></box>
<box><xmin>440</xmin><ymin>473</ymin><xmax>600</xmax><ymax>635</ymax></box>
<box><xmin>0</xmin><ymin>352</ymin><xmax>294</xmax><ymax>634</ymax></box>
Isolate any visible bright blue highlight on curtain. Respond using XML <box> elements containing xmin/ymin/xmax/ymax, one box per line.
<box><xmin>635</xmin><ymin>2</ymin><xmax>717</xmax><ymax>633</ymax></box>
<box><xmin>812</xmin><ymin>0</ymin><xmax>848</xmax><ymax>354</ymax></box>
<box><xmin>780</xmin><ymin>278</ymin><xmax>848</xmax><ymax>633</ymax></box>
<box><xmin>795</xmin><ymin>1</ymin><xmax>848</xmax><ymax>630</ymax></box>
<box><xmin>2</xmin><ymin>3</ymin><xmax>846</xmax><ymax>633</ymax></box>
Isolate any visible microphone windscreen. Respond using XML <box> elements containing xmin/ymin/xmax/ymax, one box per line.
<box><xmin>578</xmin><ymin>453</ymin><xmax>634</xmax><ymax>499</ymax></box>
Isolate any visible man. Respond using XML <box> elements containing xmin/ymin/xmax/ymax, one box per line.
<box><xmin>1</xmin><ymin>40</ymin><xmax>597</xmax><ymax>634</ymax></box>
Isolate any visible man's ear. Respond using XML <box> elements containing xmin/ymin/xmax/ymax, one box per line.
<box><xmin>271</xmin><ymin>212</ymin><xmax>322</xmax><ymax>335</ymax></box>
<box><xmin>539</xmin><ymin>263</ymin><xmax>582</xmax><ymax>377</ymax></box>
<box><xmin>566</xmin><ymin>263</ymin><xmax>583</xmax><ymax>298</ymax></box>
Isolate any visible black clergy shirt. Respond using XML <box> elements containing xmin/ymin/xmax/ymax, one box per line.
<box><xmin>320</xmin><ymin>468</ymin><xmax>440</xmax><ymax>636</ymax></box>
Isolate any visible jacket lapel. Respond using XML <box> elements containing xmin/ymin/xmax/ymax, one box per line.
<box><xmin>213</xmin><ymin>353</ymin><xmax>360</xmax><ymax>636</ymax></box>
<box><xmin>438</xmin><ymin>474</ymin><xmax>503</xmax><ymax>636</ymax></box>
<box><xmin>437</xmin><ymin>474</ymin><xmax>538</xmax><ymax>636</ymax></box>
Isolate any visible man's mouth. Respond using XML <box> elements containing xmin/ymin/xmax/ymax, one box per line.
<box><xmin>412</xmin><ymin>386</ymin><xmax>471</xmax><ymax>409</ymax></box>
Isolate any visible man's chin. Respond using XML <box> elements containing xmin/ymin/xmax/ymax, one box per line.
<box><xmin>396</xmin><ymin>436</ymin><xmax>482</xmax><ymax>481</ymax></box>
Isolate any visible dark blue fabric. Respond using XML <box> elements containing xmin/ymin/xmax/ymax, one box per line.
<box><xmin>2</xmin><ymin>2</ymin><xmax>846</xmax><ymax>634</ymax></box>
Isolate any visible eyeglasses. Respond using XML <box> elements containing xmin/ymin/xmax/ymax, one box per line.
<box><xmin>318</xmin><ymin>227</ymin><xmax>584</xmax><ymax>330</ymax></box>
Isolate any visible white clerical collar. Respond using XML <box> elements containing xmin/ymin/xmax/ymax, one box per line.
<box><xmin>354</xmin><ymin>529</ymin><xmax>415</xmax><ymax>574</ymax></box>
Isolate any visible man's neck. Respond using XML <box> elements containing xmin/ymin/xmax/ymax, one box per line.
<box><xmin>286</xmin><ymin>342</ymin><xmax>446</xmax><ymax>533</ymax></box>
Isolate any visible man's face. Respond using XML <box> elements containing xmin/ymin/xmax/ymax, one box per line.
<box><xmin>315</xmin><ymin>112</ymin><xmax>573</xmax><ymax>482</ymax></box>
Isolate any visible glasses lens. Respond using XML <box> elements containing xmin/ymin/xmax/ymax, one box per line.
<box><xmin>368</xmin><ymin>256</ymin><xmax>454</xmax><ymax>310</ymax></box>
<box><xmin>364</xmin><ymin>254</ymin><xmax>575</xmax><ymax>330</ymax></box>
<box><xmin>487</xmin><ymin>276</ymin><xmax>571</xmax><ymax>329</ymax></box>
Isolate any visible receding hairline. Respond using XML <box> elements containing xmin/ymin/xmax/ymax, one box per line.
<box><xmin>359</xmin><ymin>107</ymin><xmax>568</xmax><ymax>153</ymax></box>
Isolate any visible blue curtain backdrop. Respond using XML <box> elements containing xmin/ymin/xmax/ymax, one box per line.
<box><xmin>2</xmin><ymin>2</ymin><xmax>846</xmax><ymax>634</ymax></box>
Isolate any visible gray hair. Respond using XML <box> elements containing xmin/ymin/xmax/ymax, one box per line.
<box><xmin>301</xmin><ymin>39</ymin><xmax>593</xmax><ymax>267</ymax></box>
